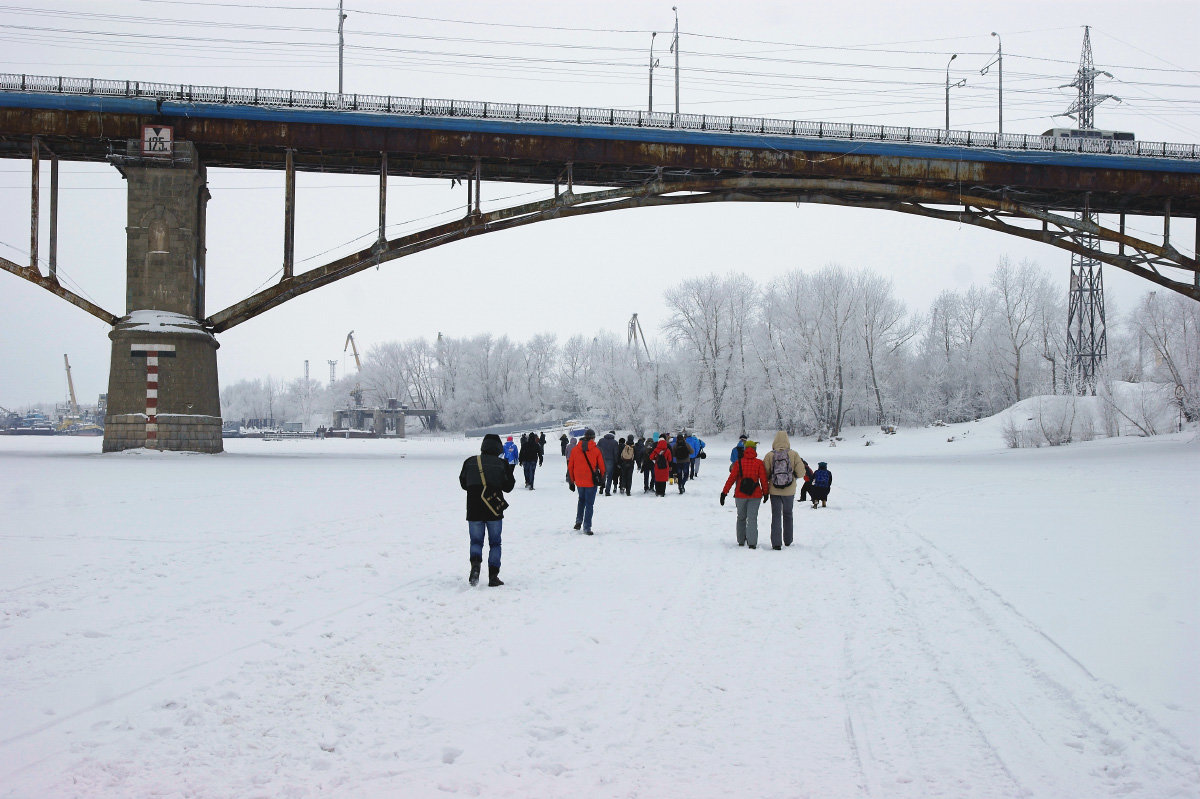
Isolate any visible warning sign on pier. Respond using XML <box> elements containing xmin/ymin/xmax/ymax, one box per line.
<box><xmin>141</xmin><ymin>125</ymin><xmax>174</xmax><ymax>156</ymax></box>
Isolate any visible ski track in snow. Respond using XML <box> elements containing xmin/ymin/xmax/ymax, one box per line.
<box><xmin>0</xmin><ymin>435</ymin><xmax>1196</xmax><ymax>798</ymax></box>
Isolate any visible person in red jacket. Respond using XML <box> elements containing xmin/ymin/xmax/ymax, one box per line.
<box><xmin>566</xmin><ymin>428</ymin><xmax>606</xmax><ymax>534</ymax></box>
<box><xmin>648</xmin><ymin>434</ymin><xmax>674</xmax><ymax>497</ymax></box>
<box><xmin>720</xmin><ymin>440</ymin><xmax>770</xmax><ymax>548</ymax></box>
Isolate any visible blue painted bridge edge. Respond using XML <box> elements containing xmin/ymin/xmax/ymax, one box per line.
<box><xmin>3</xmin><ymin>90</ymin><xmax>1199</xmax><ymax>175</ymax></box>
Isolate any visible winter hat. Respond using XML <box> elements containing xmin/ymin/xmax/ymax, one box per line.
<box><xmin>481</xmin><ymin>434</ymin><xmax>503</xmax><ymax>455</ymax></box>
<box><xmin>738</xmin><ymin>434</ymin><xmax>748</xmax><ymax>441</ymax></box>
<box><xmin>744</xmin><ymin>439</ymin><xmax>758</xmax><ymax>449</ymax></box>
<box><xmin>506</xmin><ymin>436</ymin><xmax>513</xmax><ymax>442</ymax></box>
<box><xmin>659</xmin><ymin>433</ymin><xmax>668</xmax><ymax>440</ymax></box>
<box><xmin>584</xmin><ymin>428</ymin><xmax>596</xmax><ymax>439</ymax></box>
<box><xmin>818</xmin><ymin>461</ymin><xmax>827</xmax><ymax>468</ymax></box>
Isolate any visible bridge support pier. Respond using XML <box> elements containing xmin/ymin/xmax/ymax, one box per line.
<box><xmin>103</xmin><ymin>144</ymin><xmax>223</xmax><ymax>453</ymax></box>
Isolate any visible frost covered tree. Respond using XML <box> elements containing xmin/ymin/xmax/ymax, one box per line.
<box><xmin>662</xmin><ymin>273</ymin><xmax>757</xmax><ymax>431</ymax></box>
<box><xmin>989</xmin><ymin>257</ymin><xmax>1055</xmax><ymax>404</ymax></box>
<box><xmin>1133</xmin><ymin>290</ymin><xmax>1200</xmax><ymax>420</ymax></box>
<box><xmin>857</xmin><ymin>270</ymin><xmax>917</xmax><ymax>425</ymax></box>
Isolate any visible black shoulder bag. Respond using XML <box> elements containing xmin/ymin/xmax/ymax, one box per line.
<box><xmin>737</xmin><ymin>459</ymin><xmax>757</xmax><ymax>495</ymax></box>
<box><xmin>476</xmin><ymin>455</ymin><xmax>510</xmax><ymax>515</ymax></box>
<box><xmin>583</xmin><ymin>442</ymin><xmax>603</xmax><ymax>486</ymax></box>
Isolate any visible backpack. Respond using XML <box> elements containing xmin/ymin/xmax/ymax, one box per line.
<box><xmin>674</xmin><ymin>439</ymin><xmax>691</xmax><ymax>460</ymax></box>
<box><xmin>770</xmin><ymin>450</ymin><xmax>794</xmax><ymax>489</ymax></box>
<box><xmin>655</xmin><ymin>449</ymin><xmax>668</xmax><ymax>470</ymax></box>
<box><xmin>621</xmin><ymin>443</ymin><xmax>635</xmax><ymax>461</ymax></box>
<box><xmin>813</xmin><ymin>468</ymin><xmax>832</xmax><ymax>488</ymax></box>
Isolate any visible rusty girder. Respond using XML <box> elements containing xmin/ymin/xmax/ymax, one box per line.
<box><xmin>0</xmin><ymin>254</ymin><xmax>119</xmax><ymax>324</ymax></box>
<box><xmin>205</xmin><ymin>181</ymin><xmax>668</xmax><ymax>331</ymax></box>
<box><xmin>204</xmin><ymin>176</ymin><xmax>1198</xmax><ymax>332</ymax></box>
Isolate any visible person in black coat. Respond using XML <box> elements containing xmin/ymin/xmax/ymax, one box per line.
<box><xmin>559</xmin><ymin>433</ymin><xmax>569</xmax><ymax>456</ymax></box>
<box><xmin>597</xmin><ymin>431</ymin><xmax>619</xmax><ymax>496</ymax></box>
<box><xmin>459</xmin><ymin>433</ymin><xmax>516</xmax><ymax>586</ymax></box>
<box><xmin>518</xmin><ymin>433</ymin><xmax>544</xmax><ymax>489</ymax></box>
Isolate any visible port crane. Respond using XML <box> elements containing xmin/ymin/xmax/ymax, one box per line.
<box><xmin>344</xmin><ymin>331</ymin><xmax>362</xmax><ymax>371</ymax></box>
<box><xmin>63</xmin><ymin>354</ymin><xmax>79</xmax><ymax>415</ymax></box>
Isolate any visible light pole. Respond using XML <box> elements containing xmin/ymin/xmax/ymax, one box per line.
<box><xmin>981</xmin><ymin>32</ymin><xmax>1003</xmax><ymax>136</ymax></box>
<box><xmin>337</xmin><ymin>0</ymin><xmax>347</xmax><ymax>96</ymax></box>
<box><xmin>945</xmin><ymin>53</ymin><xmax>965</xmax><ymax>131</ymax></box>
<box><xmin>649</xmin><ymin>32</ymin><xmax>660</xmax><ymax>113</ymax></box>
<box><xmin>670</xmin><ymin>6</ymin><xmax>680</xmax><ymax>117</ymax></box>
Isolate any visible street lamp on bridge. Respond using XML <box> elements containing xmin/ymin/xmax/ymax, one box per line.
<box><xmin>649</xmin><ymin>32</ymin><xmax>660</xmax><ymax>113</ymax></box>
<box><xmin>945</xmin><ymin>53</ymin><xmax>966</xmax><ymax>132</ymax></box>
<box><xmin>670</xmin><ymin>6</ymin><xmax>680</xmax><ymax>118</ymax></box>
<box><xmin>981</xmin><ymin>32</ymin><xmax>1004</xmax><ymax>136</ymax></box>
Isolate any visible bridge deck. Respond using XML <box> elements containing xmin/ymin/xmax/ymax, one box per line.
<box><xmin>3</xmin><ymin>85</ymin><xmax>1200</xmax><ymax>218</ymax></box>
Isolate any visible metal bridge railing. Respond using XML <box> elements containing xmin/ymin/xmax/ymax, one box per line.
<box><xmin>3</xmin><ymin>72</ymin><xmax>1197</xmax><ymax>161</ymax></box>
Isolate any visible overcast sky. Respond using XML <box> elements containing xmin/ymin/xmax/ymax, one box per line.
<box><xmin>1</xmin><ymin>0</ymin><xmax>1197</xmax><ymax>409</ymax></box>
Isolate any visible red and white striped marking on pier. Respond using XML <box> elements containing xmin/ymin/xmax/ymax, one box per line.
<box><xmin>130</xmin><ymin>344</ymin><xmax>176</xmax><ymax>447</ymax></box>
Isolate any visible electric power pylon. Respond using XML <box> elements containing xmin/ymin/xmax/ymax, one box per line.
<box><xmin>1062</xmin><ymin>26</ymin><xmax>1119</xmax><ymax>392</ymax></box>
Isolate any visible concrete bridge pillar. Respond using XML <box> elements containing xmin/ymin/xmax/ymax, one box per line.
<box><xmin>103</xmin><ymin>143</ymin><xmax>222</xmax><ymax>453</ymax></box>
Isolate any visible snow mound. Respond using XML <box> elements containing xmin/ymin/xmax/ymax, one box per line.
<box><xmin>1000</xmin><ymin>382</ymin><xmax>1181</xmax><ymax>447</ymax></box>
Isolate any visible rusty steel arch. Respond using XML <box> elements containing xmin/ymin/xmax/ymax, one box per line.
<box><xmin>204</xmin><ymin>176</ymin><xmax>1199</xmax><ymax>333</ymax></box>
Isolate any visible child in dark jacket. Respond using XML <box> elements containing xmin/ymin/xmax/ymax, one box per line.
<box><xmin>797</xmin><ymin>458</ymin><xmax>814</xmax><ymax>503</ymax></box>
<box><xmin>809</xmin><ymin>461</ymin><xmax>832</xmax><ymax>508</ymax></box>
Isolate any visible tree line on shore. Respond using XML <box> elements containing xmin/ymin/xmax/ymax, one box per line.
<box><xmin>221</xmin><ymin>259</ymin><xmax>1199</xmax><ymax>435</ymax></box>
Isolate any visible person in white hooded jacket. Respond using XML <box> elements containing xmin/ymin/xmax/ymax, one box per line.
<box><xmin>763</xmin><ymin>430</ymin><xmax>806</xmax><ymax>549</ymax></box>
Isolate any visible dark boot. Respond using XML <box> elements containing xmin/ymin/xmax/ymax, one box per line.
<box><xmin>469</xmin><ymin>558</ymin><xmax>481</xmax><ymax>586</ymax></box>
<box><xmin>488</xmin><ymin>566</ymin><xmax>504</xmax><ymax>587</ymax></box>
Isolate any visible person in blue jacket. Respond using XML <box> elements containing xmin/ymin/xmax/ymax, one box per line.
<box><xmin>686</xmin><ymin>431</ymin><xmax>705</xmax><ymax>478</ymax></box>
<box><xmin>502</xmin><ymin>436</ymin><xmax>519</xmax><ymax>465</ymax></box>
<box><xmin>730</xmin><ymin>433</ymin><xmax>748</xmax><ymax>463</ymax></box>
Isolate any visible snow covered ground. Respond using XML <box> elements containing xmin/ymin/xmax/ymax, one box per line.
<box><xmin>1</xmin><ymin>413</ymin><xmax>1197</xmax><ymax>798</ymax></box>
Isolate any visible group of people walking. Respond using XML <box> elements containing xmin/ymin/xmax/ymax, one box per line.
<box><xmin>560</xmin><ymin>428</ymin><xmax>706</xmax><ymax>533</ymax></box>
<box><xmin>719</xmin><ymin>432</ymin><xmax>833</xmax><ymax>549</ymax></box>
<box><xmin>460</xmin><ymin>426</ymin><xmax>833</xmax><ymax>586</ymax></box>
<box><xmin>502</xmin><ymin>432</ymin><xmax>546</xmax><ymax>490</ymax></box>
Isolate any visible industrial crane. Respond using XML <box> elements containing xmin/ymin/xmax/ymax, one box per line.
<box><xmin>63</xmin><ymin>354</ymin><xmax>79</xmax><ymax>415</ymax></box>
<box><xmin>627</xmin><ymin>313</ymin><xmax>652</xmax><ymax>367</ymax></box>
<box><xmin>344</xmin><ymin>330</ymin><xmax>362</xmax><ymax>371</ymax></box>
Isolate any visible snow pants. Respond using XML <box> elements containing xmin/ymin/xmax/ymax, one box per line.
<box><xmin>769</xmin><ymin>494</ymin><xmax>793</xmax><ymax>548</ymax></box>
<box><xmin>809</xmin><ymin>485</ymin><xmax>830</xmax><ymax>503</ymax></box>
<box><xmin>522</xmin><ymin>460</ymin><xmax>537</xmax><ymax>488</ymax></box>
<box><xmin>575</xmin><ymin>486</ymin><xmax>598</xmax><ymax>531</ymax></box>
<box><xmin>735</xmin><ymin>497</ymin><xmax>762</xmax><ymax>548</ymax></box>
<box><xmin>468</xmin><ymin>520</ymin><xmax>502</xmax><ymax>569</ymax></box>
<box><xmin>603</xmin><ymin>459</ymin><xmax>618</xmax><ymax>494</ymax></box>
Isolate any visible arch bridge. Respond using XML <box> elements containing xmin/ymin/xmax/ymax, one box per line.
<box><xmin>2</xmin><ymin>74</ymin><xmax>1198</xmax><ymax>452</ymax></box>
